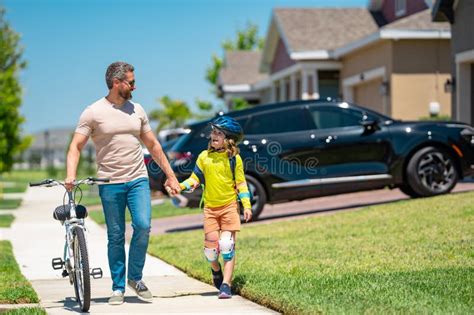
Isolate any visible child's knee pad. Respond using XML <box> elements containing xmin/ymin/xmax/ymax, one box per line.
<box><xmin>204</xmin><ymin>239</ymin><xmax>219</xmax><ymax>262</ymax></box>
<box><xmin>218</xmin><ymin>234</ymin><xmax>235</xmax><ymax>261</ymax></box>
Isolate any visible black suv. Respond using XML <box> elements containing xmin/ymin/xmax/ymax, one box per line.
<box><xmin>146</xmin><ymin>100</ymin><xmax>474</xmax><ymax>220</ymax></box>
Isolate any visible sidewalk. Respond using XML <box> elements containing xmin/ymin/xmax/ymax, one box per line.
<box><xmin>4</xmin><ymin>186</ymin><xmax>277</xmax><ymax>314</ymax></box>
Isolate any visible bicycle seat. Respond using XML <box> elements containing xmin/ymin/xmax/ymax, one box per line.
<box><xmin>54</xmin><ymin>205</ymin><xmax>70</xmax><ymax>221</ymax></box>
<box><xmin>53</xmin><ymin>204</ymin><xmax>88</xmax><ymax>221</ymax></box>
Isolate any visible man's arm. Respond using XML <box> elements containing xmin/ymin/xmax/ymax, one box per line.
<box><xmin>140</xmin><ymin>131</ymin><xmax>180</xmax><ymax>193</ymax></box>
<box><xmin>65</xmin><ymin>133</ymin><xmax>89</xmax><ymax>190</ymax></box>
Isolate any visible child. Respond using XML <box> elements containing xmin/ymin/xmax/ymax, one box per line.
<box><xmin>174</xmin><ymin>116</ymin><xmax>252</xmax><ymax>299</ymax></box>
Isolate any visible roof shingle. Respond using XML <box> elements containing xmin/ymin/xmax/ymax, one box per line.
<box><xmin>219</xmin><ymin>51</ymin><xmax>268</xmax><ymax>85</ymax></box>
<box><xmin>382</xmin><ymin>9</ymin><xmax>450</xmax><ymax>31</ymax></box>
<box><xmin>274</xmin><ymin>8</ymin><xmax>379</xmax><ymax>52</ymax></box>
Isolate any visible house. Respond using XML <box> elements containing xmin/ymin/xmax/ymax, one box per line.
<box><xmin>219</xmin><ymin>0</ymin><xmax>452</xmax><ymax>121</ymax></box>
<box><xmin>432</xmin><ymin>0</ymin><xmax>474</xmax><ymax>125</ymax></box>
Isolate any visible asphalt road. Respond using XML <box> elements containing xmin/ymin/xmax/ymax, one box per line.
<box><xmin>126</xmin><ymin>181</ymin><xmax>474</xmax><ymax>238</ymax></box>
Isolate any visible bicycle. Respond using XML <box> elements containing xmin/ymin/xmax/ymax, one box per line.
<box><xmin>29</xmin><ymin>177</ymin><xmax>109</xmax><ymax>312</ymax></box>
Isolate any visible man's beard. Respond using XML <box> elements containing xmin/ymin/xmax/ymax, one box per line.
<box><xmin>120</xmin><ymin>90</ymin><xmax>132</xmax><ymax>100</ymax></box>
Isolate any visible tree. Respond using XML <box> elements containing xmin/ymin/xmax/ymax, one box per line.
<box><xmin>149</xmin><ymin>96</ymin><xmax>193</xmax><ymax>133</ymax></box>
<box><xmin>0</xmin><ymin>7</ymin><xmax>30</xmax><ymax>174</ymax></box>
<box><xmin>206</xmin><ymin>22</ymin><xmax>265</xmax><ymax>98</ymax></box>
<box><xmin>231</xmin><ymin>98</ymin><xmax>250</xmax><ymax>111</ymax></box>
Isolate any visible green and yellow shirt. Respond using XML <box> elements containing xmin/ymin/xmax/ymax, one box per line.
<box><xmin>180</xmin><ymin>150</ymin><xmax>251</xmax><ymax>209</ymax></box>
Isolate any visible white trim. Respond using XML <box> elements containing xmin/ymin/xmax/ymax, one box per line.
<box><xmin>342</xmin><ymin>66</ymin><xmax>386</xmax><ymax>87</ymax></box>
<box><xmin>312</xmin><ymin>70</ymin><xmax>320</xmax><ymax>100</ymax></box>
<box><xmin>290</xmin><ymin>50</ymin><xmax>331</xmax><ymax>60</ymax></box>
<box><xmin>270</xmin><ymin>83</ymin><xmax>277</xmax><ymax>103</ymax></box>
<box><xmin>455</xmin><ymin>49</ymin><xmax>474</xmax><ymax>64</ymax></box>
<box><xmin>334</xmin><ymin>29</ymin><xmax>450</xmax><ymax>58</ymax></box>
<box><xmin>290</xmin><ymin>74</ymin><xmax>297</xmax><ymax>100</ymax></box>
<box><xmin>222</xmin><ymin>84</ymin><xmax>252</xmax><ymax>92</ymax></box>
<box><xmin>380</xmin><ymin>29</ymin><xmax>450</xmax><ymax>40</ymax></box>
<box><xmin>279</xmin><ymin>79</ymin><xmax>287</xmax><ymax>101</ymax></box>
<box><xmin>455</xmin><ymin>49</ymin><xmax>474</xmax><ymax>124</ymax></box>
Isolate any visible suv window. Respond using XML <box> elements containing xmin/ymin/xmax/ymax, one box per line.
<box><xmin>246</xmin><ymin>108</ymin><xmax>310</xmax><ymax>134</ymax></box>
<box><xmin>310</xmin><ymin>106</ymin><xmax>363</xmax><ymax>129</ymax></box>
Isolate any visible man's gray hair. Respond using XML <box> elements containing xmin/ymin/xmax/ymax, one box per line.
<box><xmin>105</xmin><ymin>61</ymin><xmax>134</xmax><ymax>89</ymax></box>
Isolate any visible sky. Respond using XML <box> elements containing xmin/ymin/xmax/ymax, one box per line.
<box><xmin>3</xmin><ymin>0</ymin><xmax>367</xmax><ymax>134</ymax></box>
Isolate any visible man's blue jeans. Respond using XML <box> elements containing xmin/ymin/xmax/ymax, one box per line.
<box><xmin>99</xmin><ymin>177</ymin><xmax>151</xmax><ymax>292</ymax></box>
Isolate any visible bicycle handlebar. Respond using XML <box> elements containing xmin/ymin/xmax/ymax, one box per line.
<box><xmin>29</xmin><ymin>177</ymin><xmax>110</xmax><ymax>187</ymax></box>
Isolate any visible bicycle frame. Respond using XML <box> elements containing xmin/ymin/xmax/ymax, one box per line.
<box><xmin>62</xmin><ymin>192</ymin><xmax>86</xmax><ymax>284</ymax></box>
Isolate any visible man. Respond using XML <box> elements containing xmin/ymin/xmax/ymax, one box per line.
<box><xmin>66</xmin><ymin>61</ymin><xmax>180</xmax><ymax>305</ymax></box>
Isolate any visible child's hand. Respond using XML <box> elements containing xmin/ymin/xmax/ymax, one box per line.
<box><xmin>243</xmin><ymin>208</ymin><xmax>252</xmax><ymax>222</ymax></box>
<box><xmin>180</xmin><ymin>180</ymin><xmax>200</xmax><ymax>193</ymax></box>
<box><xmin>165</xmin><ymin>185</ymin><xmax>181</xmax><ymax>196</ymax></box>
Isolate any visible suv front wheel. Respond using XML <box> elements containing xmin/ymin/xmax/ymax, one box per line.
<box><xmin>405</xmin><ymin>146</ymin><xmax>458</xmax><ymax>197</ymax></box>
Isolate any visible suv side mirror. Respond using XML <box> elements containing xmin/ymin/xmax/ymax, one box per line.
<box><xmin>360</xmin><ymin>119</ymin><xmax>379</xmax><ymax>133</ymax></box>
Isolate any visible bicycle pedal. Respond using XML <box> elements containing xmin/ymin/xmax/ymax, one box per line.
<box><xmin>91</xmin><ymin>267</ymin><xmax>103</xmax><ymax>279</ymax></box>
<box><xmin>51</xmin><ymin>257</ymin><xmax>64</xmax><ymax>270</ymax></box>
<box><xmin>61</xmin><ymin>270</ymin><xmax>69</xmax><ymax>278</ymax></box>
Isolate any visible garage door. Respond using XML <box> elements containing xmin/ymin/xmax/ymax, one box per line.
<box><xmin>354</xmin><ymin>78</ymin><xmax>384</xmax><ymax>113</ymax></box>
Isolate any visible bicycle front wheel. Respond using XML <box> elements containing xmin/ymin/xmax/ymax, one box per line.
<box><xmin>72</xmin><ymin>226</ymin><xmax>91</xmax><ymax>312</ymax></box>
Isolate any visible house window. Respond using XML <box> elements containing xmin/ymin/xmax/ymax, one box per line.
<box><xmin>395</xmin><ymin>0</ymin><xmax>406</xmax><ymax>17</ymax></box>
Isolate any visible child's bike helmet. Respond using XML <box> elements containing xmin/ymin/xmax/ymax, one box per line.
<box><xmin>210</xmin><ymin>116</ymin><xmax>244</xmax><ymax>143</ymax></box>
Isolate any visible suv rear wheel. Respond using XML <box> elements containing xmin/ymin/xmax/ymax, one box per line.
<box><xmin>405</xmin><ymin>146</ymin><xmax>458</xmax><ymax>197</ymax></box>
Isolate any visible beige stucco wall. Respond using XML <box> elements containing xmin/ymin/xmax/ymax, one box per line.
<box><xmin>341</xmin><ymin>41</ymin><xmax>392</xmax><ymax>115</ymax></box>
<box><xmin>391</xmin><ymin>73</ymin><xmax>451</xmax><ymax>120</ymax></box>
<box><xmin>392</xmin><ymin>39</ymin><xmax>451</xmax><ymax>74</ymax></box>
<box><xmin>341</xmin><ymin>39</ymin><xmax>451</xmax><ymax>119</ymax></box>
<box><xmin>354</xmin><ymin>78</ymin><xmax>384</xmax><ymax>113</ymax></box>
<box><xmin>391</xmin><ymin>39</ymin><xmax>451</xmax><ymax>120</ymax></box>
<box><xmin>341</xmin><ymin>41</ymin><xmax>393</xmax><ymax>79</ymax></box>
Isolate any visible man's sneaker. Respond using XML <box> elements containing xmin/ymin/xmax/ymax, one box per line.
<box><xmin>211</xmin><ymin>265</ymin><xmax>223</xmax><ymax>289</ymax></box>
<box><xmin>218</xmin><ymin>283</ymin><xmax>232</xmax><ymax>299</ymax></box>
<box><xmin>127</xmin><ymin>279</ymin><xmax>153</xmax><ymax>302</ymax></box>
<box><xmin>108</xmin><ymin>290</ymin><xmax>124</xmax><ymax>305</ymax></box>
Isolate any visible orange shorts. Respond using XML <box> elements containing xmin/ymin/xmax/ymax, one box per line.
<box><xmin>203</xmin><ymin>201</ymin><xmax>241</xmax><ymax>234</ymax></box>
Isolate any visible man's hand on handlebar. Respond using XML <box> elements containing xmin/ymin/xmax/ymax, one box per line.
<box><xmin>65</xmin><ymin>177</ymin><xmax>76</xmax><ymax>191</ymax></box>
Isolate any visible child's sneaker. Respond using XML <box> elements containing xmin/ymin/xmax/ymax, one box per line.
<box><xmin>211</xmin><ymin>265</ymin><xmax>223</xmax><ymax>289</ymax></box>
<box><xmin>218</xmin><ymin>283</ymin><xmax>232</xmax><ymax>299</ymax></box>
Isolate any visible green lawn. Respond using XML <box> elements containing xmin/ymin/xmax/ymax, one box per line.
<box><xmin>148</xmin><ymin>191</ymin><xmax>474</xmax><ymax>314</ymax></box>
<box><xmin>0</xmin><ymin>199</ymin><xmax>22</xmax><ymax>210</ymax></box>
<box><xmin>0</xmin><ymin>241</ymin><xmax>39</xmax><ymax>304</ymax></box>
<box><xmin>3</xmin><ymin>307</ymin><xmax>46</xmax><ymax>315</ymax></box>
<box><xmin>89</xmin><ymin>200</ymin><xmax>202</xmax><ymax>224</ymax></box>
<box><xmin>1</xmin><ymin>183</ymin><xmax>28</xmax><ymax>193</ymax></box>
<box><xmin>0</xmin><ymin>214</ymin><xmax>15</xmax><ymax>227</ymax></box>
<box><xmin>0</xmin><ymin>170</ymin><xmax>48</xmax><ymax>183</ymax></box>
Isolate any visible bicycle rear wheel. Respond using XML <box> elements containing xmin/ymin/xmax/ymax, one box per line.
<box><xmin>72</xmin><ymin>226</ymin><xmax>91</xmax><ymax>312</ymax></box>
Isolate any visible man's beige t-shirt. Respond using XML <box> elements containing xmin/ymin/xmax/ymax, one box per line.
<box><xmin>75</xmin><ymin>97</ymin><xmax>152</xmax><ymax>184</ymax></box>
